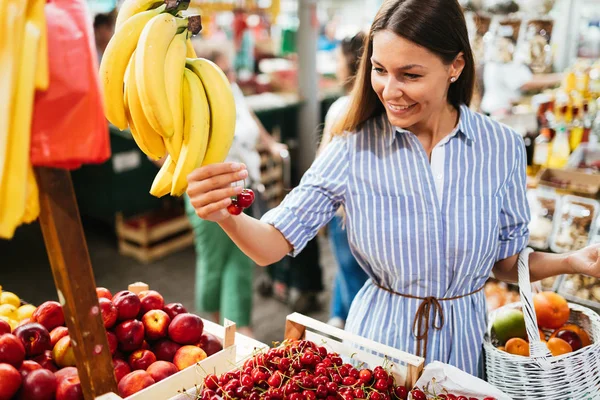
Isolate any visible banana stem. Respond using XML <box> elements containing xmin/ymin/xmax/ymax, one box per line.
<box><xmin>165</xmin><ymin>0</ymin><xmax>191</xmax><ymax>14</ymax></box>
<box><xmin>187</xmin><ymin>15</ymin><xmax>202</xmax><ymax>35</ymax></box>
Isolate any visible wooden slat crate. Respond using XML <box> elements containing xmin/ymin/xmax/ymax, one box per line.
<box><xmin>115</xmin><ymin>209</ymin><xmax>194</xmax><ymax>264</ymax></box>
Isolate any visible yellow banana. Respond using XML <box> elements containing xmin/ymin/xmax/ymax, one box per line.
<box><xmin>124</xmin><ymin>50</ymin><xmax>167</xmax><ymax>160</ymax></box>
<box><xmin>150</xmin><ymin>155</ymin><xmax>176</xmax><ymax>197</ymax></box>
<box><xmin>0</xmin><ymin>21</ymin><xmax>40</xmax><ymax>239</ymax></box>
<box><xmin>185</xmin><ymin>58</ymin><xmax>236</xmax><ymax>166</ymax></box>
<box><xmin>186</xmin><ymin>38</ymin><xmax>197</xmax><ymax>58</ymax></box>
<box><xmin>115</xmin><ymin>0</ymin><xmax>164</xmax><ymax>30</ymax></box>
<box><xmin>164</xmin><ymin>31</ymin><xmax>187</xmax><ymax>162</ymax></box>
<box><xmin>136</xmin><ymin>13</ymin><xmax>188</xmax><ymax>138</ymax></box>
<box><xmin>171</xmin><ymin>69</ymin><xmax>210</xmax><ymax>196</ymax></box>
<box><xmin>99</xmin><ymin>5</ymin><xmax>166</xmax><ymax>130</ymax></box>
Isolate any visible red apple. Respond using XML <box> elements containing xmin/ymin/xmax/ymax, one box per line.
<box><xmin>128</xmin><ymin>349</ymin><xmax>156</xmax><ymax>371</ymax></box>
<box><xmin>117</xmin><ymin>370</ymin><xmax>155</xmax><ymax>397</ymax></box>
<box><xmin>152</xmin><ymin>339</ymin><xmax>181</xmax><ymax>362</ymax></box>
<box><xmin>146</xmin><ymin>361</ymin><xmax>178</xmax><ymax>382</ymax></box>
<box><xmin>0</xmin><ymin>363</ymin><xmax>22</xmax><ymax>399</ymax></box>
<box><xmin>50</xmin><ymin>327</ymin><xmax>69</xmax><ymax>348</ymax></box>
<box><xmin>112</xmin><ymin>291</ymin><xmax>141</xmax><ymax>321</ymax></box>
<box><xmin>162</xmin><ymin>303</ymin><xmax>187</xmax><ymax>320</ymax></box>
<box><xmin>142</xmin><ymin>310</ymin><xmax>170</xmax><ymax>341</ymax></box>
<box><xmin>197</xmin><ymin>332</ymin><xmax>223</xmax><ymax>356</ymax></box>
<box><xmin>19</xmin><ymin>368</ymin><xmax>57</xmax><ymax>400</ymax></box>
<box><xmin>54</xmin><ymin>367</ymin><xmax>78</xmax><ymax>384</ymax></box>
<box><xmin>173</xmin><ymin>345</ymin><xmax>207</xmax><ymax>370</ymax></box>
<box><xmin>114</xmin><ymin>320</ymin><xmax>145</xmax><ymax>352</ymax></box>
<box><xmin>96</xmin><ymin>287</ymin><xmax>112</xmax><ymax>300</ymax></box>
<box><xmin>56</xmin><ymin>374</ymin><xmax>83</xmax><ymax>400</ymax></box>
<box><xmin>168</xmin><ymin>313</ymin><xmax>203</xmax><ymax>345</ymax></box>
<box><xmin>138</xmin><ymin>290</ymin><xmax>164</xmax><ymax>316</ymax></box>
<box><xmin>0</xmin><ymin>320</ymin><xmax>10</xmax><ymax>335</ymax></box>
<box><xmin>19</xmin><ymin>360</ymin><xmax>43</xmax><ymax>379</ymax></box>
<box><xmin>113</xmin><ymin>358</ymin><xmax>131</xmax><ymax>384</ymax></box>
<box><xmin>31</xmin><ymin>350</ymin><xmax>58</xmax><ymax>372</ymax></box>
<box><xmin>32</xmin><ymin>301</ymin><xmax>64</xmax><ymax>331</ymax></box>
<box><xmin>98</xmin><ymin>298</ymin><xmax>118</xmax><ymax>329</ymax></box>
<box><xmin>106</xmin><ymin>331</ymin><xmax>118</xmax><ymax>356</ymax></box>
<box><xmin>555</xmin><ymin>329</ymin><xmax>583</xmax><ymax>351</ymax></box>
<box><xmin>0</xmin><ymin>333</ymin><xmax>25</xmax><ymax>368</ymax></box>
<box><xmin>53</xmin><ymin>336</ymin><xmax>76</xmax><ymax>368</ymax></box>
<box><xmin>13</xmin><ymin>323</ymin><xmax>52</xmax><ymax>357</ymax></box>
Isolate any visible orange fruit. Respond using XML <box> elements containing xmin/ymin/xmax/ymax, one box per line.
<box><xmin>551</xmin><ymin>324</ymin><xmax>592</xmax><ymax>347</ymax></box>
<box><xmin>533</xmin><ymin>292</ymin><xmax>570</xmax><ymax>329</ymax></box>
<box><xmin>505</xmin><ymin>337</ymin><xmax>530</xmax><ymax>357</ymax></box>
<box><xmin>497</xmin><ymin>346</ymin><xmax>506</xmax><ymax>352</ymax></box>
<box><xmin>547</xmin><ymin>337</ymin><xmax>573</xmax><ymax>356</ymax></box>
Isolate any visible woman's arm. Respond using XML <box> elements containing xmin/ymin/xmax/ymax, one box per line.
<box><xmin>218</xmin><ymin>213</ymin><xmax>292</xmax><ymax>266</ymax></box>
<box><xmin>493</xmin><ymin>251</ymin><xmax>571</xmax><ymax>283</ymax></box>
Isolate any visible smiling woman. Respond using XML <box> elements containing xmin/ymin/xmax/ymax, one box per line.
<box><xmin>332</xmin><ymin>0</ymin><xmax>475</xmax><ymax>150</ymax></box>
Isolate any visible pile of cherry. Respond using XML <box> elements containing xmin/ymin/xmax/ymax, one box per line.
<box><xmin>199</xmin><ymin>340</ymin><xmax>499</xmax><ymax>400</ymax></box>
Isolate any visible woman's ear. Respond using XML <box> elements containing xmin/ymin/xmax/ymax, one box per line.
<box><xmin>450</xmin><ymin>52</ymin><xmax>466</xmax><ymax>80</ymax></box>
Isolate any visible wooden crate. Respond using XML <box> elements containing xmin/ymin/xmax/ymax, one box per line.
<box><xmin>115</xmin><ymin>209</ymin><xmax>194</xmax><ymax>264</ymax></box>
<box><xmin>284</xmin><ymin>313</ymin><xmax>425</xmax><ymax>389</ymax></box>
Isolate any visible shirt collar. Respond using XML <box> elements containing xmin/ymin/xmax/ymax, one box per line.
<box><xmin>384</xmin><ymin>104</ymin><xmax>476</xmax><ymax>147</ymax></box>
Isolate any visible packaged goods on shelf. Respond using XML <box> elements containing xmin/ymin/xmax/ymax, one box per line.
<box><xmin>559</xmin><ymin>274</ymin><xmax>600</xmax><ymax>309</ymax></box>
<box><xmin>521</xmin><ymin>19</ymin><xmax>554</xmax><ymax>74</ymax></box>
<box><xmin>485</xmin><ymin>280</ymin><xmax>520</xmax><ymax>312</ymax></box>
<box><xmin>550</xmin><ymin>195</ymin><xmax>599</xmax><ymax>253</ymax></box>
<box><xmin>527</xmin><ymin>189</ymin><xmax>560</xmax><ymax>250</ymax></box>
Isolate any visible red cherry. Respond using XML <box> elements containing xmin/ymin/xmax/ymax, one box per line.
<box><xmin>204</xmin><ymin>374</ymin><xmax>219</xmax><ymax>391</ymax></box>
<box><xmin>374</xmin><ymin>367</ymin><xmax>388</xmax><ymax>381</ymax></box>
<box><xmin>457</xmin><ymin>396</ymin><xmax>469</xmax><ymax>400</ymax></box>
<box><xmin>252</xmin><ymin>368</ymin><xmax>267</xmax><ymax>383</ymax></box>
<box><xmin>300</xmin><ymin>351</ymin><xmax>315</xmax><ymax>365</ymax></box>
<box><xmin>394</xmin><ymin>386</ymin><xmax>408</xmax><ymax>400</ymax></box>
<box><xmin>411</xmin><ymin>390</ymin><xmax>427</xmax><ymax>400</ymax></box>
<box><xmin>447</xmin><ymin>395</ymin><xmax>457</xmax><ymax>400</ymax></box>
<box><xmin>278</xmin><ymin>357</ymin><xmax>291</xmax><ymax>372</ymax></box>
<box><xmin>359</xmin><ymin>369</ymin><xmax>373</xmax><ymax>384</ymax></box>
<box><xmin>305</xmin><ymin>390</ymin><xmax>317</xmax><ymax>400</ymax></box>
<box><xmin>316</xmin><ymin>384</ymin><xmax>328</xmax><ymax>398</ymax></box>
<box><xmin>326</xmin><ymin>381</ymin><xmax>338</xmax><ymax>394</ymax></box>
<box><xmin>374</xmin><ymin>378</ymin><xmax>388</xmax><ymax>391</ymax></box>
<box><xmin>342</xmin><ymin>376</ymin><xmax>357</xmax><ymax>386</ymax></box>
<box><xmin>370</xmin><ymin>392</ymin><xmax>383</xmax><ymax>400</ymax></box>
<box><xmin>236</xmin><ymin>189</ymin><xmax>255</xmax><ymax>208</ymax></box>
<box><xmin>241</xmin><ymin>374</ymin><xmax>253</xmax><ymax>388</ymax></box>
<box><xmin>267</xmin><ymin>371</ymin><xmax>282</xmax><ymax>387</ymax></box>
<box><xmin>227</xmin><ymin>203</ymin><xmax>244</xmax><ymax>215</ymax></box>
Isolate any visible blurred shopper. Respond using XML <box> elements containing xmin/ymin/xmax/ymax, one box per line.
<box><xmin>184</xmin><ymin>41</ymin><xmax>286</xmax><ymax>337</ymax></box>
<box><xmin>481</xmin><ymin>36</ymin><xmax>562</xmax><ymax>117</ymax></box>
<box><xmin>318</xmin><ymin>32</ymin><xmax>369</xmax><ymax>329</ymax></box>
<box><xmin>93</xmin><ymin>10</ymin><xmax>116</xmax><ymax>62</ymax></box>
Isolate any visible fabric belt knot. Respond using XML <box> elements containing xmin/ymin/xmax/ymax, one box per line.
<box><xmin>372</xmin><ymin>280</ymin><xmax>484</xmax><ymax>360</ymax></box>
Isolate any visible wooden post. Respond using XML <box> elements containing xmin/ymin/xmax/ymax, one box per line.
<box><xmin>35</xmin><ymin>167</ymin><xmax>118</xmax><ymax>399</ymax></box>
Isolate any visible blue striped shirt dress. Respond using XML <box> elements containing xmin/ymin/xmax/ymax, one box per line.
<box><xmin>261</xmin><ymin>105</ymin><xmax>530</xmax><ymax>376</ymax></box>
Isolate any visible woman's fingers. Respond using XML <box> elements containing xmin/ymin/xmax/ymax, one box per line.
<box><xmin>195</xmin><ymin>197</ymin><xmax>234</xmax><ymax>220</ymax></box>
<box><xmin>187</xmin><ymin>162</ymin><xmax>245</xmax><ymax>182</ymax></box>
<box><xmin>187</xmin><ymin>169</ymin><xmax>248</xmax><ymax>197</ymax></box>
<box><xmin>189</xmin><ymin>185</ymin><xmax>243</xmax><ymax>209</ymax></box>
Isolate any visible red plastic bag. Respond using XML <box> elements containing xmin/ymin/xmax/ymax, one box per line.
<box><xmin>30</xmin><ymin>0</ymin><xmax>110</xmax><ymax>169</ymax></box>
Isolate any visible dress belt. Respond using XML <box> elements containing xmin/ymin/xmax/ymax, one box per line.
<box><xmin>372</xmin><ymin>280</ymin><xmax>485</xmax><ymax>360</ymax></box>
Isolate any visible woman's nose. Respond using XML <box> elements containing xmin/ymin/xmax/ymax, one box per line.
<box><xmin>383</xmin><ymin>77</ymin><xmax>403</xmax><ymax>101</ymax></box>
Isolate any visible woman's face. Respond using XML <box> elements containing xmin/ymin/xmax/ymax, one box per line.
<box><xmin>370</xmin><ymin>30</ymin><xmax>463</xmax><ymax>129</ymax></box>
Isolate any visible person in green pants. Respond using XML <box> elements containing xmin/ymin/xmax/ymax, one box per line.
<box><xmin>185</xmin><ymin>41</ymin><xmax>287</xmax><ymax>337</ymax></box>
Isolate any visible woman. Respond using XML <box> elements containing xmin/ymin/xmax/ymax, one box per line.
<box><xmin>186</xmin><ymin>0</ymin><xmax>600</xmax><ymax>375</ymax></box>
<box><xmin>184</xmin><ymin>42</ymin><xmax>286</xmax><ymax>338</ymax></box>
<box><xmin>318</xmin><ymin>32</ymin><xmax>369</xmax><ymax>330</ymax></box>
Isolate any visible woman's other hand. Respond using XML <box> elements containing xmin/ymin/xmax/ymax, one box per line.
<box><xmin>566</xmin><ymin>244</ymin><xmax>600</xmax><ymax>278</ymax></box>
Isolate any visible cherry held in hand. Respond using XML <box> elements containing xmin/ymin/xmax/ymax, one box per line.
<box><xmin>227</xmin><ymin>188</ymin><xmax>255</xmax><ymax>215</ymax></box>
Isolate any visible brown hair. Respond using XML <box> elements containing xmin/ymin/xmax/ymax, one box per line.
<box><xmin>340</xmin><ymin>32</ymin><xmax>366</xmax><ymax>92</ymax></box>
<box><xmin>332</xmin><ymin>0</ymin><xmax>475</xmax><ymax>134</ymax></box>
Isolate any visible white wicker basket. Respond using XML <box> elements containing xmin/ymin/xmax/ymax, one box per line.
<box><xmin>484</xmin><ymin>248</ymin><xmax>600</xmax><ymax>400</ymax></box>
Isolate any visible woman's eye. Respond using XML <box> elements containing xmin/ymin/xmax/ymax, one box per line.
<box><xmin>405</xmin><ymin>73</ymin><xmax>421</xmax><ymax>79</ymax></box>
<box><xmin>372</xmin><ymin>67</ymin><xmax>385</xmax><ymax>74</ymax></box>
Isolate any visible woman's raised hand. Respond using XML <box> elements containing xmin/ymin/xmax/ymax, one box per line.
<box><xmin>186</xmin><ymin>163</ymin><xmax>248</xmax><ymax>222</ymax></box>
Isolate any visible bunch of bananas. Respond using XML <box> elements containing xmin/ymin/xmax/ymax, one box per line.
<box><xmin>0</xmin><ymin>0</ymin><xmax>47</xmax><ymax>239</ymax></box>
<box><xmin>100</xmin><ymin>0</ymin><xmax>236</xmax><ymax>197</ymax></box>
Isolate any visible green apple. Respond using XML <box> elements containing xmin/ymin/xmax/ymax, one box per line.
<box><xmin>492</xmin><ymin>309</ymin><xmax>527</xmax><ymax>345</ymax></box>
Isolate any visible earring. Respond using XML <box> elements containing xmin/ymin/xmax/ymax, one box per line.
<box><xmin>450</xmin><ymin>76</ymin><xmax>457</xmax><ymax>83</ymax></box>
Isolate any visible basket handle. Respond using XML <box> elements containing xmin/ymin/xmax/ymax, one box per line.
<box><xmin>517</xmin><ymin>247</ymin><xmax>554</xmax><ymax>365</ymax></box>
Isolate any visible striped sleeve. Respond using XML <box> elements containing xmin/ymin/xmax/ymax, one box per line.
<box><xmin>261</xmin><ymin>135</ymin><xmax>348</xmax><ymax>256</ymax></box>
<box><xmin>496</xmin><ymin>133</ymin><xmax>530</xmax><ymax>261</ymax></box>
